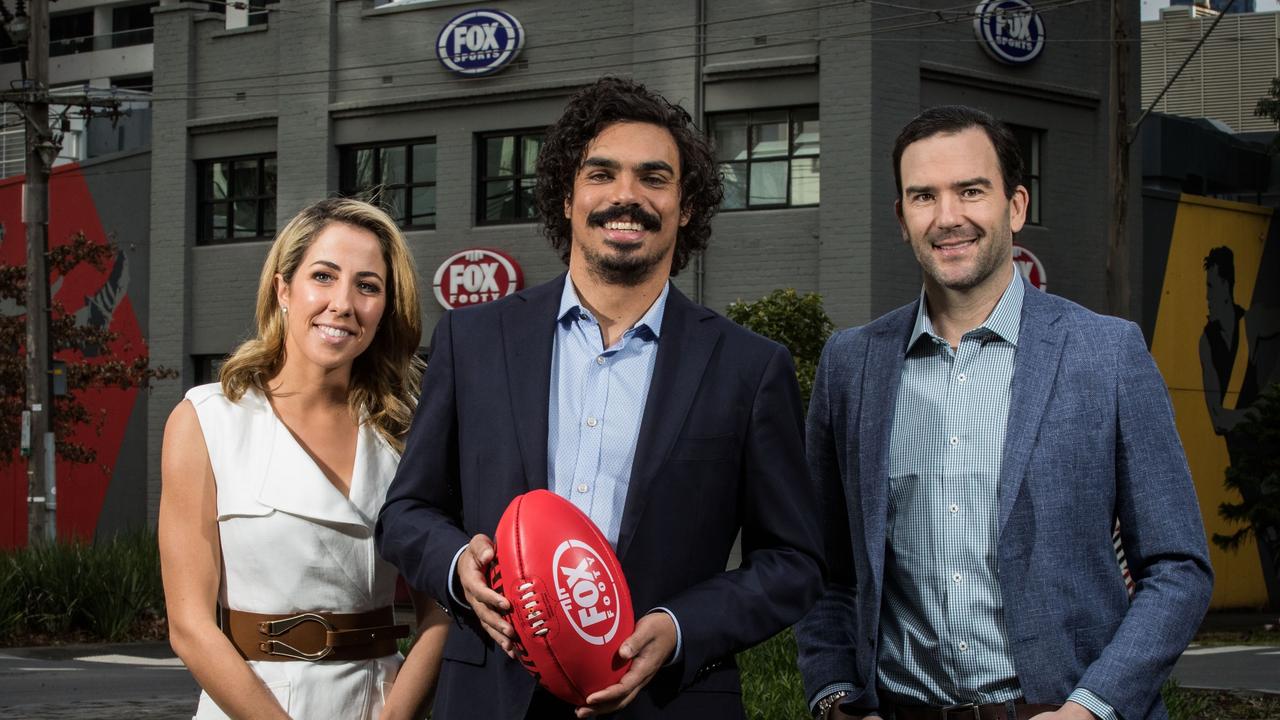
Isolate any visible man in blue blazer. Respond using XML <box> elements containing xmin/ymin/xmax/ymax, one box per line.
<box><xmin>796</xmin><ymin>106</ymin><xmax>1212</xmax><ymax>720</ymax></box>
<box><xmin>377</xmin><ymin>77</ymin><xmax>823</xmax><ymax>719</ymax></box>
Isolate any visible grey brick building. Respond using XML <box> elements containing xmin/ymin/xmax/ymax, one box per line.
<box><xmin>146</xmin><ymin>0</ymin><xmax>1141</xmax><ymax>519</ymax></box>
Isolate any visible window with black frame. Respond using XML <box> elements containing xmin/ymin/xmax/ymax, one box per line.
<box><xmin>196</xmin><ymin>155</ymin><xmax>277</xmax><ymax>245</ymax></box>
<box><xmin>340</xmin><ymin>140</ymin><xmax>437</xmax><ymax>230</ymax></box>
<box><xmin>1008</xmin><ymin>124</ymin><xmax>1042</xmax><ymax>226</ymax></box>
<box><xmin>708</xmin><ymin>107</ymin><xmax>819</xmax><ymax>211</ymax></box>
<box><xmin>477</xmin><ymin>131</ymin><xmax>544</xmax><ymax>225</ymax></box>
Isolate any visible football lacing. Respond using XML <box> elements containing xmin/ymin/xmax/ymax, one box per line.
<box><xmin>516</xmin><ymin>581</ymin><xmax>550</xmax><ymax>637</ymax></box>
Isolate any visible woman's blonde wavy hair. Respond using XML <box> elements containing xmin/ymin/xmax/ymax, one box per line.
<box><xmin>219</xmin><ymin>197</ymin><xmax>424</xmax><ymax>452</ymax></box>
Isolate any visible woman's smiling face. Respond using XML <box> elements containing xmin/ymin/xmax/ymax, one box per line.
<box><xmin>276</xmin><ymin>221</ymin><xmax>388</xmax><ymax>374</ymax></box>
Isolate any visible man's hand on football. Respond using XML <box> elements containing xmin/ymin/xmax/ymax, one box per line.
<box><xmin>576</xmin><ymin>611</ymin><xmax>677</xmax><ymax>717</ymax></box>
<box><xmin>457</xmin><ymin>533</ymin><xmax>517</xmax><ymax>658</ymax></box>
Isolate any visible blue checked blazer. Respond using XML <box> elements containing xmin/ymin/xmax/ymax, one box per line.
<box><xmin>377</xmin><ymin>275</ymin><xmax>824</xmax><ymax>720</ymax></box>
<box><xmin>795</xmin><ymin>278</ymin><xmax>1213</xmax><ymax>720</ymax></box>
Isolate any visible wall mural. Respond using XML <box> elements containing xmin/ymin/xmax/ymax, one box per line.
<box><xmin>0</xmin><ymin>160</ymin><xmax>149</xmax><ymax>548</ymax></box>
<box><xmin>1149</xmin><ymin>192</ymin><xmax>1279</xmax><ymax>609</ymax></box>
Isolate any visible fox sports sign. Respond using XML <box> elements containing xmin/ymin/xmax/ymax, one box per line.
<box><xmin>437</xmin><ymin>9</ymin><xmax>525</xmax><ymax>77</ymax></box>
<box><xmin>973</xmin><ymin>0</ymin><xmax>1044</xmax><ymax>65</ymax></box>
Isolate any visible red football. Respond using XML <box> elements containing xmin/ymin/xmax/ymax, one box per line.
<box><xmin>488</xmin><ymin>489</ymin><xmax>635</xmax><ymax>706</ymax></box>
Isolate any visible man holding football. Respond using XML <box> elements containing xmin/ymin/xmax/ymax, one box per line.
<box><xmin>795</xmin><ymin>105</ymin><xmax>1213</xmax><ymax>720</ymax></box>
<box><xmin>377</xmin><ymin>76</ymin><xmax>824</xmax><ymax>719</ymax></box>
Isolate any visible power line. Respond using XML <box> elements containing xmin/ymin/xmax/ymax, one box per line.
<box><xmin>145</xmin><ymin>0</ymin><xmax>1078</xmax><ymax>94</ymax></box>
<box><xmin>144</xmin><ymin>0</ymin><xmax>1096</xmax><ymax>103</ymax></box>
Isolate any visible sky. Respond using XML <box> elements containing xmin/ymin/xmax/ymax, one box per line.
<box><xmin>1141</xmin><ymin>0</ymin><xmax>1280</xmax><ymax>21</ymax></box>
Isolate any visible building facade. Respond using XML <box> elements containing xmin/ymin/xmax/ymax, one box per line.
<box><xmin>1142</xmin><ymin>7</ymin><xmax>1279</xmax><ymax>134</ymax></box>
<box><xmin>146</xmin><ymin>0</ymin><xmax>1140</xmax><ymax>521</ymax></box>
<box><xmin>0</xmin><ymin>0</ymin><xmax>157</xmax><ymax>176</ymax></box>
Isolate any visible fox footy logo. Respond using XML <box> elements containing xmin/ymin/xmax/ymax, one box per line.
<box><xmin>552</xmin><ymin>539</ymin><xmax>621</xmax><ymax>646</ymax></box>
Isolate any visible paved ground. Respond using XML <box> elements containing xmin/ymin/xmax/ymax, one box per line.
<box><xmin>0</xmin><ymin>624</ymin><xmax>1275</xmax><ymax>718</ymax></box>
<box><xmin>0</xmin><ymin>642</ymin><xmax>198</xmax><ymax>719</ymax></box>
<box><xmin>1172</xmin><ymin>644</ymin><xmax>1280</xmax><ymax>695</ymax></box>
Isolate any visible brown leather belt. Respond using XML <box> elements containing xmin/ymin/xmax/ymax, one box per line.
<box><xmin>220</xmin><ymin>606</ymin><xmax>408</xmax><ymax>662</ymax></box>
<box><xmin>890</xmin><ymin>699</ymin><xmax>1061</xmax><ymax>720</ymax></box>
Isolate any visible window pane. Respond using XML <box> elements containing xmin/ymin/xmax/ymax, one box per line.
<box><xmin>484</xmin><ymin>179</ymin><xmax>515</xmax><ymax>222</ymax></box>
<box><xmin>1027</xmin><ymin>178</ymin><xmax>1040</xmax><ymax>225</ymax></box>
<box><xmin>792</xmin><ymin>108</ymin><xmax>820</xmax><ymax>157</ymax></box>
<box><xmin>485</xmin><ymin>136</ymin><xmax>515</xmax><ymax>178</ymax></box>
<box><xmin>380</xmin><ymin>146</ymin><xmax>406</xmax><ymax>186</ymax></box>
<box><xmin>262</xmin><ymin>157</ymin><xmax>277</xmax><ymax>197</ymax></box>
<box><xmin>748</xmin><ymin>161</ymin><xmax>787</xmax><ymax>205</ymax></box>
<box><xmin>410</xmin><ymin>185</ymin><xmax>436</xmax><ymax>226</ymax></box>
<box><xmin>262</xmin><ymin>198</ymin><xmax>276</xmax><ymax>236</ymax></box>
<box><xmin>749</xmin><ymin>112</ymin><xmax>788</xmax><ymax>158</ymax></box>
<box><xmin>712</xmin><ymin>114</ymin><xmax>748</xmax><ymax>162</ymax></box>
<box><xmin>382</xmin><ymin>186</ymin><xmax>406</xmax><ymax>224</ymax></box>
<box><xmin>232</xmin><ymin>159</ymin><xmax>259</xmax><ymax>196</ymax></box>
<box><xmin>720</xmin><ymin>162</ymin><xmax>746</xmax><ymax>209</ymax></box>
<box><xmin>211</xmin><ymin>202</ymin><xmax>229</xmax><ymax>238</ymax></box>
<box><xmin>202</xmin><ymin>202</ymin><xmax>228</xmax><ymax>239</ymax></box>
<box><xmin>233</xmin><ymin>200</ymin><xmax>259</xmax><ymax>237</ymax></box>
<box><xmin>521</xmin><ymin>136</ymin><xmax>543</xmax><ymax>175</ymax></box>
<box><xmin>412</xmin><ymin>143</ymin><xmax>436</xmax><ymax>184</ymax></box>
<box><xmin>208</xmin><ymin>161</ymin><xmax>228</xmax><ymax>200</ymax></box>
<box><xmin>791</xmin><ymin>157</ymin><xmax>820</xmax><ymax>205</ymax></box>
<box><xmin>352</xmin><ymin>148</ymin><xmax>375</xmax><ymax>191</ymax></box>
<box><xmin>520</xmin><ymin>178</ymin><xmax>538</xmax><ymax>219</ymax></box>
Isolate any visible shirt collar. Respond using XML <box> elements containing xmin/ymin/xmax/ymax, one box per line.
<box><xmin>556</xmin><ymin>275</ymin><xmax>670</xmax><ymax>339</ymax></box>
<box><xmin>908</xmin><ymin>265</ymin><xmax>1025</xmax><ymax>350</ymax></box>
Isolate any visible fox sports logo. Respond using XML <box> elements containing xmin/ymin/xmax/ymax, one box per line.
<box><xmin>973</xmin><ymin>0</ymin><xmax>1044</xmax><ymax>65</ymax></box>
<box><xmin>437</xmin><ymin>9</ymin><xmax>525</xmax><ymax>77</ymax></box>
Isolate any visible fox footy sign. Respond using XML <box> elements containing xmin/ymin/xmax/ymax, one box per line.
<box><xmin>433</xmin><ymin>248</ymin><xmax>523</xmax><ymax>310</ymax></box>
<box><xmin>436</xmin><ymin>9</ymin><xmax>524</xmax><ymax>77</ymax></box>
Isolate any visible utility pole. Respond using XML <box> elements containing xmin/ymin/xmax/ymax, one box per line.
<box><xmin>1106</xmin><ymin>0</ymin><xmax>1130</xmax><ymax>320</ymax></box>
<box><xmin>1</xmin><ymin>0</ymin><xmax>120</xmax><ymax>544</ymax></box>
<box><xmin>22</xmin><ymin>0</ymin><xmax>52</xmax><ymax>544</ymax></box>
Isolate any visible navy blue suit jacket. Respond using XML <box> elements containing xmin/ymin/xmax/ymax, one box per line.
<box><xmin>795</xmin><ymin>280</ymin><xmax>1213</xmax><ymax>720</ymax></box>
<box><xmin>377</xmin><ymin>276</ymin><xmax>824</xmax><ymax>719</ymax></box>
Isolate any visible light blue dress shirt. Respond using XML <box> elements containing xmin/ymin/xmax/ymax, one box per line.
<box><xmin>812</xmin><ymin>269</ymin><xmax>1114</xmax><ymax>719</ymax></box>
<box><xmin>548</xmin><ymin>278</ymin><xmax>667</xmax><ymax>545</ymax></box>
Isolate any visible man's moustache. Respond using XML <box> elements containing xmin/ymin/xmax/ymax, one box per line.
<box><xmin>587</xmin><ymin>205</ymin><xmax>662</xmax><ymax>231</ymax></box>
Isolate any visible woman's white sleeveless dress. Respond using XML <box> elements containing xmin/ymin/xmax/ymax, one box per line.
<box><xmin>185</xmin><ymin>383</ymin><xmax>403</xmax><ymax>719</ymax></box>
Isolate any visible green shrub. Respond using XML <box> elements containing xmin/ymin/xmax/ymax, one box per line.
<box><xmin>739</xmin><ymin>628</ymin><xmax>807</xmax><ymax>719</ymax></box>
<box><xmin>736</xmin><ymin>632</ymin><xmax>1205</xmax><ymax>720</ymax></box>
<box><xmin>726</xmin><ymin>289</ymin><xmax>834</xmax><ymax>409</ymax></box>
<box><xmin>1164</xmin><ymin>679</ymin><xmax>1213</xmax><ymax>720</ymax></box>
<box><xmin>0</xmin><ymin>529</ymin><xmax>164</xmax><ymax>643</ymax></box>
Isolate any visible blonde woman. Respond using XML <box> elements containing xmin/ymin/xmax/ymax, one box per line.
<box><xmin>160</xmin><ymin>198</ymin><xmax>446</xmax><ymax>719</ymax></box>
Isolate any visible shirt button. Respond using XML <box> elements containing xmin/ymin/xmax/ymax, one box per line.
<box><xmin>949</xmin><ymin>436</ymin><xmax>959</xmax><ymax>447</ymax></box>
<box><xmin>949</xmin><ymin>503</ymin><xmax>959</xmax><ymax>514</ymax></box>
<box><xmin>576</xmin><ymin>483</ymin><xmax>588</xmax><ymax>494</ymax></box>
<box><xmin>952</xmin><ymin>572</ymin><xmax>963</xmax><ymax>584</ymax></box>
<box><xmin>585</xmin><ymin>417</ymin><xmax>598</xmax><ymax>428</ymax></box>
<box><xmin>596</xmin><ymin>356</ymin><xmax>605</xmax><ymax>365</ymax></box>
<box><xmin>958</xmin><ymin>641</ymin><xmax>969</xmax><ymax>652</ymax></box>
<box><xmin>957</xmin><ymin>373</ymin><xmax>967</xmax><ymax>382</ymax></box>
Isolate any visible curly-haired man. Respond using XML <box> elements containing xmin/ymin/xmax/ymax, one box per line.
<box><xmin>378</xmin><ymin>76</ymin><xmax>825</xmax><ymax>719</ymax></box>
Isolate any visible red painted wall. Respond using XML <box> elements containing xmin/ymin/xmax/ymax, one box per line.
<box><xmin>0</xmin><ymin>163</ymin><xmax>146</xmax><ymax>547</ymax></box>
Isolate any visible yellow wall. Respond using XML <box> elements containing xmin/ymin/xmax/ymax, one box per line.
<box><xmin>1150</xmin><ymin>194</ymin><xmax>1272</xmax><ymax>608</ymax></box>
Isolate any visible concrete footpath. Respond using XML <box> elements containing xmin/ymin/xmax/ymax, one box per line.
<box><xmin>0</xmin><ymin>613</ymin><xmax>1276</xmax><ymax>718</ymax></box>
<box><xmin>0</xmin><ymin>641</ymin><xmax>198</xmax><ymax>719</ymax></box>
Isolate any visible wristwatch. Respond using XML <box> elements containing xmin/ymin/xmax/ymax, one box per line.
<box><xmin>813</xmin><ymin>690</ymin><xmax>850</xmax><ymax>719</ymax></box>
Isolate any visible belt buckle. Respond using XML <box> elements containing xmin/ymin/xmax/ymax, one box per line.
<box><xmin>940</xmin><ymin>702</ymin><xmax>981</xmax><ymax>720</ymax></box>
<box><xmin>256</xmin><ymin>612</ymin><xmax>335</xmax><ymax>661</ymax></box>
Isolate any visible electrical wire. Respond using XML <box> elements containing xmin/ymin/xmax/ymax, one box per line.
<box><xmin>142</xmin><ymin>0</ymin><xmax>1099</xmax><ymax>103</ymax></box>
